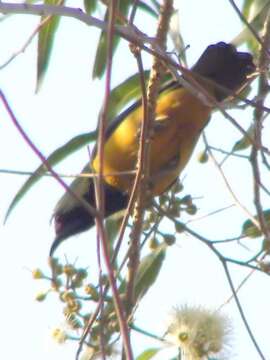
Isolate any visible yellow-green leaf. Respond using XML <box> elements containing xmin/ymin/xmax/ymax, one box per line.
<box><xmin>241</xmin><ymin>209</ymin><xmax>270</xmax><ymax>238</ymax></box>
<box><xmin>92</xmin><ymin>0</ymin><xmax>131</xmax><ymax>79</ymax></box>
<box><xmin>231</xmin><ymin>0</ymin><xmax>270</xmax><ymax>54</ymax></box>
<box><xmin>243</xmin><ymin>0</ymin><xmax>256</xmax><ymax>18</ymax></box>
<box><xmin>5</xmin><ymin>69</ymin><xmax>171</xmax><ymax>221</ymax></box>
<box><xmin>108</xmin><ymin>70</ymin><xmax>172</xmax><ymax>121</ymax></box>
<box><xmin>105</xmin><ymin>211</ymin><xmax>125</xmax><ymax>256</ymax></box>
<box><xmin>36</xmin><ymin>0</ymin><xmax>64</xmax><ymax>91</ymax></box>
<box><xmin>84</xmin><ymin>0</ymin><xmax>98</xmax><ymax>14</ymax></box>
<box><xmin>136</xmin><ymin>348</ymin><xmax>161</xmax><ymax>360</ymax></box>
<box><xmin>232</xmin><ymin>124</ymin><xmax>255</xmax><ymax>152</ymax></box>
<box><xmin>108</xmin><ymin>71</ymin><xmax>150</xmax><ymax>120</ymax></box>
<box><xmin>4</xmin><ymin>130</ymin><xmax>97</xmax><ymax>223</ymax></box>
<box><xmin>134</xmin><ymin>244</ymin><xmax>166</xmax><ymax>302</ymax></box>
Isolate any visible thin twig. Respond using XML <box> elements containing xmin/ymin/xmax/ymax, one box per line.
<box><xmin>153</xmin><ymin>198</ymin><xmax>267</xmax><ymax>358</ymax></box>
<box><xmin>130</xmin><ymin>323</ymin><xmax>167</xmax><ymax>343</ymax></box>
<box><xmin>99</xmin><ymin>1</ymin><xmax>133</xmax><ymax>357</ymax></box>
<box><xmin>94</xmin><ymin>1</ymin><xmax>133</xmax><ymax>358</ymax></box>
<box><xmin>222</xmin><ymin>262</ymin><xmax>266</xmax><ymax>360</ymax></box>
<box><xmin>250</xmin><ymin>9</ymin><xmax>270</xmax><ymax>248</ymax></box>
<box><xmin>203</xmin><ymin>133</ymin><xmax>260</xmax><ymax>229</ymax></box>
<box><xmin>124</xmin><ymin>49</ymin><xmax>148</xmax><ymax>316</ymax></box>
<box><xmin>3</xmin><ymin>2</ymin><xmax>270</xmax><ymax>163</ymax></box>
<box><xmin>0</xmin><ymin>90</ymin><xmax>98</xmax><ymax>219</ymax></box>
<box><xmin>218</xmin><ymin>269</ymin><xmax>255</xmax><ymax>311</ymax></box>
<box><xmin>0</xmin><ymin>168</ymin><xmax>136</xmax><ymax>181</ymax></box>
<box><xmin>153</xmin><ymin>202</ymin><xmax>264</xmax><ymax>272</ymax></box>
<box><xmin>0</xmin><ymin>13</ymin><xmax>50</xmax><ymax>69</ymax></box>
<box><xmin>219</xmin><ymin>248</ymin><xmax>269</xmax><ymax>309</ymax></box>
<box><xmin>209</xmin><ymin>145</ymin><xmax>249</xmax><ymax>160</ymax></box>
<box><xmin>128</xmin><ymin>0</ymin><xmax>139</xmax><ymax>25</ymax></box>
<box><xmin>125</xmin><ymin>0</ymin><xmax>173</xmax><ymax>319</ymax></box>
<box><xmin>76</xmin><ymin>300</ymin><xmax>104</xmax><ymax>359</ymax></box>
<box><xmin>76</xmin><ymin>2</ymin><xmax>133</xmax><ymax>359</ymax></box>
<box><xmin>1</xmin><ymin>2</ymin><xmax>268</xmax><ymax>148</ymax></box>
<box><xmin>185</xmin><ymin>204</ymin><xmax>235</xmax><ymax>225</ymax></box>
<box><xmin>228</xmin><ymin>0</ymin><xmax>268</xmax><ymax>56</ymax></box>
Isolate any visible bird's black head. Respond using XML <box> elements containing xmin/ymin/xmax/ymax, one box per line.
<box><xmin>192</xmin><ymin>42</ymin><xmax>256</xmax><ymax>101</ymax></box>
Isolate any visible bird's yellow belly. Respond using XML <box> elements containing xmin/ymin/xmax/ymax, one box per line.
<box><xmin>92</xmin><ymin>88</ymin><xmax>211</xmax><ymax>196</ymax></box>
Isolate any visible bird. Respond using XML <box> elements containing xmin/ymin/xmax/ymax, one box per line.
<box><xmin>51</xmin><ymin>42</ymin><xmax>255</xmax><ymax>256</ymax></box>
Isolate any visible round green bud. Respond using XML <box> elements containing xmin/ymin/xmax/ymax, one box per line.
<box><xmin>175</xmin><ymin>221</ymin><xmax>185</xmax><ymax>233</ymax></box>
<box><xmin>197</xmin><ymin>150</ymin><xmax>209</xmax><ymax>163</ymax></box>
<box><xmin>63</xmin><ymin>264</ymin><xmax>76</xmax><ymax>276</ymax></box>
<box><xmin>35</xmin><ymin>291</ymin><xmax>47</xmax><ymax>302</ymax></box>
<box><xmin>85</xmin><ymin>284</ymin><xmax>99</xmax><ymax>301</ymax></box>
<box><xmin>32</xmin><ymin>269</ymin><xmax>44</xmax><ymax>279</ymax></box>
<box><xmin>163</xmin><ymin>234</ymin><xmax>176</xmax><ymax>245</ymax></box>
<box><xmin>186</xmin><ymin>204</ymin><xmax>197</xmax><ymax>215</ymax></box>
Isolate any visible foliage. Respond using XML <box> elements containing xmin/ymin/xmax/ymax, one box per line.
<box><xmin>1</xmin><ymin>0</ymin><xmax>270</xmax><ymax>359</ymax></box>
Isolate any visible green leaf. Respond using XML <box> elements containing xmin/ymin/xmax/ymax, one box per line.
<box><xmin>150</xmin><ymin>0</ymin><xmax>160</xmax><ymax>12</ymax></box>
<box><xmin>243</xmin><ymin>0</ymin><xmax>270</xmax><ymax>19</ymax></box>
<box><xmin>5</xmin><ymin>69</ymin><xmax>172</xmax><ymax>221</ymax></box>
<box><xmin>232</xmin><ymin>124</ymin><xmax>254</xmax><ymax>152</ymax></box>
<box><xmin>241</xmin><ymin>209</ymin><xmax>270</xmax><ymax>238</ymax></box>
<box><xmin>36</xmin><ymin>0</ymin><xmax>64</xmax><ymax>91</ymax></box>
<box><xmin>92</xmin><ymin>0</ymin><xmax>159</xmax><ymax>79</ymax></box>
<box><xmin>108</xmin><ymin>71</ymin><xmax>150</xmax><ymax>120</ymax></box>
<box><xmin>231</xmin><ymin>0</ymin><xmax>270</xmax><ymax>54</ymax></box>
<box><xmin>134</xmin><ymin>244</ymin><xmax>166</xmax><ymax>302</ymax></box>
<box><xmin>108</xmin><ymin>70</ymin><xmax>172</xmax><ymax>121</ymax></box>
<box><xmin>92</xmin><ymin>0</ymin><xmax>131</xmax><ymax>79</ymax></box>
<box><xmin>243</xmin><ymin>0</ymin><xmax>255</xmax><ymax>18</ymax></box>
<box><xmin>105</xmin><ymin>210</ymin><xmax>125</xmax><ymax>256</ymax></box>
<box><xmin>92</xmin><ymin>26</ymin><xmax>113</xmax><ymax>79</ymax></box>
<box><xmin>137</xmin><ymin>1</ymin><xmax>158</xmax><ymax>18</ymax></box>
<box><xmin>4</xmin><ymin>70</ymin><xmax>162</xmax><ymax>221</ymax></box>
<box><xmin>84</xmin><ymin>0</ymin><xmax>98</xmax><ymax>14</ymax></box>
<box><xmin>136</xmin><ymin>348</ymin><xmax>161</xmax><ymax>360</ymax></box>
<box><xmin>4</xmin><ymin>130</ymin><xmax>97</xmax><ymax>223</ymax></box>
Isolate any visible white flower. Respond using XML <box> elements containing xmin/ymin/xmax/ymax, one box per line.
<box><xmin>165</xmin><ymin>305</ymin><xmax>231</xmax><ymax>359</ymax></box>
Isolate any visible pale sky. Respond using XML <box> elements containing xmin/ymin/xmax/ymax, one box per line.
<box><xmin>1</xmin><ymin>0</ymin><xmax>270</xmax><ymax>359</ymax></box>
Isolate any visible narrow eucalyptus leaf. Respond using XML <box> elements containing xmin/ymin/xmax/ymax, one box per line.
<box><xmin>5</xmin><ymin>131</ymin><xmax>97</xmax><ymax>222</ymax></box>
<box><xmin>136</xmin><ymin>348</ymin><xmax>161</xmax><ymax>360</ymax></box>
<box><xmin>93</xmin><ymin>0</ymin><xmax>131</xmax><ymax>79</ymax></box>
<box><xmin>36</xmin><ymin>0</ymin><xmax>64</xmax><ymax>91</ymax></box>
<box><xmin>84</xmin><ymin>0</ymin><xmax>98</xmax><ymax>14</ymax></box>
<box><xmin>232</xmin><ymin>124</ymin><xmax>254</xmax><ymax>152</ymax></box>
<box><xmin>134</xmin><ymin>244</ymin><xmax>166</xmax><ymax>302</ymax></box>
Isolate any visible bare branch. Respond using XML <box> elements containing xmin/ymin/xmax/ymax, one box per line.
<box><xmin>250</xmin><ymin>9</ymin><xmax>270</xmax><ymax>248</ymax></box>
<box><xmin>203</xmin><ymin>133</ymin><xmax>260</xmax><ymax>229</ymax></box>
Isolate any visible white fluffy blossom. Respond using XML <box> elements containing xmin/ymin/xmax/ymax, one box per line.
<box><xmin>165</xmin><ymin>305</ymin><xmax>231</xmax><ymax>359</ymax></box>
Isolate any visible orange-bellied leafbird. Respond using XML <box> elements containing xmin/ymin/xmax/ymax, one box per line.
<box><xmin>51</xmin><ymin>42</ymin><xmax>255</xmax><ymax>256</ymax></box>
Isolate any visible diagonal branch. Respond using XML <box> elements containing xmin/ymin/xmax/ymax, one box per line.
<box><xmin>222</xmin><ymin>261</ymin><xmax>266</xmax><ymax>360</ymax></box>
<box><xmin>0</xmin><ymin>90</ymin><xmax>98</xmax><ymax>220</ymax></box>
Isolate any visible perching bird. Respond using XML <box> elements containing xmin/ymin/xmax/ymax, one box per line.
<box><xmin>51</xmin><ymin>42</ymin><xmax>255</xmax><ymax>256</ymax></box>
